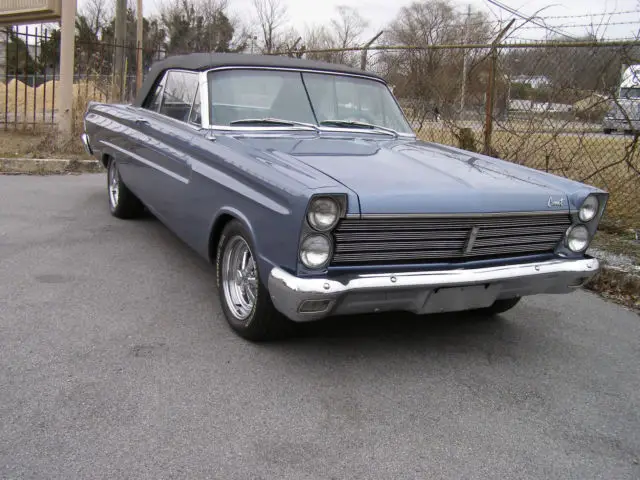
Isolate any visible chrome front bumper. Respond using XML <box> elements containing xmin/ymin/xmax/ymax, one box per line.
<box><xmin>268</xmin><ymin>257</ymin><xmax>599</xmax><ymax>322</ymax></box>
<box><xmin>80</xmin><ymin>133</ymin><xmax>93</xmax><ymax>155</ymax></box>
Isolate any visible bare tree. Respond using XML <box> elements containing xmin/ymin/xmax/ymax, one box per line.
<box><xmin>331</xmin><ymin>6</ymin><xmax>368</xmax><ymax>48</ymax></box>
<box><xmin>382</xmin><ymin>1</ymin><xmax>493</xmax><ymax>108</ymax></box>
<box><xmin>330</xmin><ymin>6</ymin><xmax>368</xmax><ymax>64</ymax></box>
<box><xmin>78</xmin><ymin>0</ymin><xmax>109</xmax><ymax>37</ymax></box>
<box><xmin>252</xmin><ymin>0</ymin><xmax>288</xmax><ymax>53</ymax></box>
<box><xmin>298</xmin><ymin>6</ymin><xmax>368</xmax><ymax>65</ymax></box>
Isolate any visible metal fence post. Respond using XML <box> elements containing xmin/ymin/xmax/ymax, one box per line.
<box><xmin>482</xmin><ymin>20</ymin><xmax>513</xmax><ymax>155</ymax></box>
<box><xmin>483</xmin><ymin>48</ymin><xmax>497</xmax><ymax>154</ymax></box>
<box><xmin>360</xmin><ymin>31</ymin><xmax>384</xmax><ymax>71</ymax></box>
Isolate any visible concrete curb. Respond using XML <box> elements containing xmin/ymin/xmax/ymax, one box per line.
<box><xmin>0</xmin><ymin>157</ymin><xmax>103</xmax><ymax>174</ymax></box>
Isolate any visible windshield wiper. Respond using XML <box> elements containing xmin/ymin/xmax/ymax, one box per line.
<box><xmin>229</xmin><ymin>118</ymin><xmax>318</xmax><ymax>131</ymax></box>
<box><xmin>319</xmin><ymin>120</ymin><xmax>398</xmax><ymax>137</ymax></box>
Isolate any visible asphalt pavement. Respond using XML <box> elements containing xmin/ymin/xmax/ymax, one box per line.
<box><xmin>1</xmin><ymin>174</ymin><xmax>639</xmax><ymax>480</ymax></box>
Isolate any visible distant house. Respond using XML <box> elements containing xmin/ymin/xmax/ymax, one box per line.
<box><xmin>511</xmin><ymin>75</ymin><xmax>551</xmax><ymax>89</ymax></box>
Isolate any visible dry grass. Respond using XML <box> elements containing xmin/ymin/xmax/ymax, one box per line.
<box><xmin>0</xmin><ymin>129</ymin><xmax>89</xmax><ymax>160</ymax></box>
<box><xmin>0</xmin><ymin>79</ymin><xmax>109</xmax><ymax>113</ymax></box>
<box><xmin>585</xmin><ymin>267</ymin><xmax>640</xmax><ymax>311</ymax></box>
<box><xmin>417</xmin><ymin>124</ymin><xmax>640</xmax><ymax>227</ymax></box>
<box><xmin>0</xmin><ymin>79</ymin><xmax>100</xmax><ymax>159</ymax></box>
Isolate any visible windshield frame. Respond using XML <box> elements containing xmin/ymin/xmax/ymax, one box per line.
<box><xmin>202</xmin><ymin>66</ymin><xmax>416</xmax><ymax>138</ymax></box>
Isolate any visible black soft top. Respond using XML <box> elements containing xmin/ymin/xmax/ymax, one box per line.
<box><xmin>133</xmin><ymin>52</ymin><xmax>385</xmax><ymax>107</ymax></box>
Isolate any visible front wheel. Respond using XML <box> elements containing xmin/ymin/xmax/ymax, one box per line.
<box><xmin>216</xmin><ymin>220</ymin><xmax>292</xmax><ymax>341</ymax></box>
<box><xmin>107</xmin><ymin>158</ymin><xmax>144</xmax><ymax>219</ymax></box>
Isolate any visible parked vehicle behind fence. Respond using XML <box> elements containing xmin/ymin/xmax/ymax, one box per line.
<box><xmin>603</xmin><ymin>64</ymin><xmax>640</xmax><ymax>134</ymax></box>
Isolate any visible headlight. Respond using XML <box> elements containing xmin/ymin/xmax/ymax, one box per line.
<box><xmin>300</xmin><ymin>235</ymin><xmax>331</xmax><ymax>268</ymax></box>
<box><xmin>579</xmin><ymin>195</ymin><xmax>599</xmax><ymax>222</ymax></box>
<box><xmin>566</xmin><ymin>225</ymin><xmax>590</xmax><ymax>252</ymax></box>
<box><xmin>307</xmin><ymin>197</ymin><xmax>339</xmax><ymax>231</ymax></box>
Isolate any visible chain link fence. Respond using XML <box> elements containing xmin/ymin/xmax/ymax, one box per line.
<box><xmin>1</xmin><ymin>27</ymin><xmax>639</xmax><ymax>227</ymax></box>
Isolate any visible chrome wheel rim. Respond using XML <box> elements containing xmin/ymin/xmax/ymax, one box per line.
<box><xmin>108</xmin><ymin>162</ymin><xmax>120</xmax><ymax>208</ymax></box>
<box><xmin>222</xmin><ymin>236</ymin><xmax>258</xmax><ymax>322</ymax></box>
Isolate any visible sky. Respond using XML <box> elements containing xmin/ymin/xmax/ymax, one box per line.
<box><xmin>77</xmin><ymin>0</ymin><xmax>640</xmax><ymax>42</ymax></box>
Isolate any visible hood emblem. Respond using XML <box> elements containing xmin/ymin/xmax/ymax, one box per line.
<box><xmin>547</xmin><ymin>196</ymin><xmax>565</xmax><ymax>208</ymax></box>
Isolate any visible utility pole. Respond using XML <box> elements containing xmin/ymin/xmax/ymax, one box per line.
<box><xmin>58</xmin><ymin>0</ymin><xmax>76</xmax><ymax>135</ymax></box>
<box><xmin>360</xmin><ymin>31</ymin><xmax>384</xmax><ymax>71</ymax></box>
<box><xmin>136</xmin><ymin>0</ymin><xmax>143</xmax><ymax>93</ymax></box>
<box><xmin>483</xmin><ymin>19</ymin><xmax>514</xmax><ymax>155</ymax></box>
<box><xmin>460</xmin><ymin>4</ymin><xmax>471</xmax><ymax>113</ymax></box>
<box><xmin>112</xmin><ymin>0</ymin><xmax>127</xmax><ymax>102</ymax></box>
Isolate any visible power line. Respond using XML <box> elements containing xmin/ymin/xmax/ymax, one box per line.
<box><xmin>518</xmin><ymin>20</ymin><xmax>640</xmax><ymax>30</ymax></box>
<box><xmin>449</xmin><ymin>16</ymin><xmax>640</xmax><ymax>32</ymax></box>
<box><xmin>484</xmin><ymin>0</ymin><xmax>577</xmax><ymax>39</ymax></box>
<box><xmin>453</xmin><ymin>7</ymin><xmax>640</xmax><ymax>20</ymax></box>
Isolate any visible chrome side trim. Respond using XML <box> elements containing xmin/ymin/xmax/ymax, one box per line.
<box><xmin>100</xmin><ymin>140</ymin><xmax>189</xmax><ymax>184</ymax></box>
<box><xmin>268</xmin><ymin>257</ymin><xmax>599</xmax><ymax>322</ymax></box>
<box><xmin>356</xmin><ymin>210</ymin><xmax>570</xmax><ymax>219</ymax></box>
<box><xmin>198</xmin><ymin>71</ymin><xmax>210</xmax><ymax>129</ymax></box>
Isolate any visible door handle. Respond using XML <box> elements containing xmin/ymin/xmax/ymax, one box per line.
<box><xmin>135</xmin><ymin>118</ymin><xmax>150</xmax><ymax>126</ymax></box>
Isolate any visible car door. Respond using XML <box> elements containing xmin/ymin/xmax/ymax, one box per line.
<box><xmin>132</xmin><ymin>70</ymin><xmax>200</xmax><ymax>227</ymax></box>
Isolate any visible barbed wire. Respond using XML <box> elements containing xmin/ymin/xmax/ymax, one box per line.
<box><xmin>533</xmin><ymin>9</ymin><xmax>640</xmax><ymax>20</ymax></box>
<box><xmin>449</xmin><ymin>18</ymin><xmax>640</xmax><ymax>30</ymax></box>
<box><xmin>518</xmin><ymin>20</ymin><xmax>640</xmax><ymax>30</ymax></box>
<box><xmin>456</xmin><ymin>9</ymin><xmax>640</xmax><ymax>20</ymax></box>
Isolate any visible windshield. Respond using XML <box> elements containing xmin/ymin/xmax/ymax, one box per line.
<box><xmin>620</xmin><ymin>87</ymin><xmax>640</xmax><ymax>99</ymax></box>
<box><xmin>207</xmin><ymin>69</ymin><xmax>413</xmax><ymax>134</ymax></box>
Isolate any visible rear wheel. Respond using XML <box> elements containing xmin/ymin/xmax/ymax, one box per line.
<box><xmin>216</xmin><ymin>220</ymin><xmax>293</xmax><ymax>341</ymax></box>
<box><xmin>107</xmin><ymin>158</ymin><xmax>144</xmax><ymax>219</ymax></box>
<box><xmin>603</xmin><ymin>128</ymin><xmax>613</xmax><ymax>135</ymax></box>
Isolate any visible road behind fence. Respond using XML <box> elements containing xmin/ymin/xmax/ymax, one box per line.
<box><xmin>1</xmin><ymin>27</ymin><xmax>638</xmax><ymax>227</ymax></box>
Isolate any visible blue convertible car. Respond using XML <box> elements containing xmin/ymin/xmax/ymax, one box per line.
<box><xmin>82</xmin><ymin>53</ymin><xmax>606</xmax><ymax>341</ymax></box>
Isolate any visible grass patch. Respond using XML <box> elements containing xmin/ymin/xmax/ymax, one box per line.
<box><xmin>585</xmin><ymin>267</ymin><xmax>640</xmax><ymax>311</ymax></box>
<box><xmin>591</xmin><ymin>230</ymin><xmax>640</xmax><ymax>266</ymax></box>
<box><xmin>0</xmin><ymin>129</ymin><xmax>91</xmax><ymax>161</ymax></box>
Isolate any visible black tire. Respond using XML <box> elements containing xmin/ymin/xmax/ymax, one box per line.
<box><xmin>107</xmin><ymin>158</ymin><xmax>144</xmax><ymax>219</ymax></box>
<box><xmin>624</xmin><ymin>129</ymin><xmax>634</xmax><ymax>136</ymax></box>
<box><xmin>476</xmin><ymin>297</ymin><xmax>521</xmax><ymax>316</ymax></box>
<box><xmin>216</xmin><ymin>220</ymin><xmax>293</xmax><ymax>341</ymax></box>
<box><xmin>603</xmin><ymin>128</ymin><xmax>613</xmax><ymax>135</ymax></box>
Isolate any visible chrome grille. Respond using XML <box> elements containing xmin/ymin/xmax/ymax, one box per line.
<box><xmin>331</xmin><ymin>213</ymin><xmax>572</xmax><ymax>266</ymax></box>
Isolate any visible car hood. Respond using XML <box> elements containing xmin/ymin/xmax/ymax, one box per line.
<box><xmin>233</xmin><ymin>135</ymin><xmax>570</xmax><ymax>215</ymax></box>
